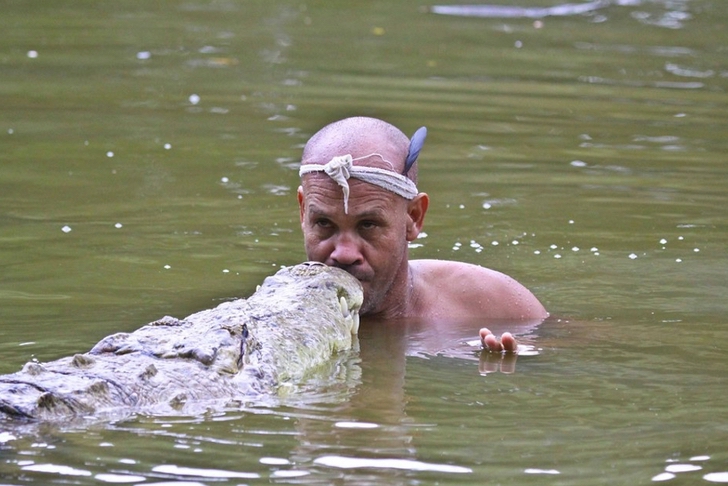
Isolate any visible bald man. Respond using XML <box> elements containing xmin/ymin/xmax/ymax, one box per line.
<box><xmin>297</xmin><ymin>117</ymin><xmax>548</xmax><ymax>352</ymax></box>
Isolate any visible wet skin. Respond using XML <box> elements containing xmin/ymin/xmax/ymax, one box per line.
<box><xmin>297</xmin><ymin>116</ymin><xmax>547</xmax><ymax>353</ymax></box>
<box><xmin>298</xmin><ymin>175</ymin><xmax>548</xmax><ymax>353</ymax></box>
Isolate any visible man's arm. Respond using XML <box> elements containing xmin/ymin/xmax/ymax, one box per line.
<box><xmin>412</xmin><ymin>259</ymin><xmax>548</xmax><ymax>320</ymax></box>
<box><xmin>411</xmin><ymin>259</ymin><xmax>547</xmax><ymax>352</ymax></box>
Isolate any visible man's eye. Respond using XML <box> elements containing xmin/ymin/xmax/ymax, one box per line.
<box><xmin>359</xmin><ymin>220</ymin><xmax>378</xmax><ymax>230</ymax></box>
<box><xmin>315</xmin><ymin>218</ymin><xmax>332</xmax><ymax>228</ymax></box>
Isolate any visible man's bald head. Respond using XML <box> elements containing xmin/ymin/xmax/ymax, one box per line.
<box><xmin>302</xmin><ymin>117</ymin><xmax>418</xmax><ymax>183</ymax></box>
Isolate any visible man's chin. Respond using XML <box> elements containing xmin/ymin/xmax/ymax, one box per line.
<box><xmin>359</xmin><ymin>283</ymin><xmax>385</xmax><ymax>317</ymax></box>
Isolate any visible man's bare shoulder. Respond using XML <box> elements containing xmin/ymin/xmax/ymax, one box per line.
<box><xmin>410</xmin><ymin>259</ymin><xmax>548</xmax><ymax>320</ymax></box>
<box><xmin>411</xmin><ymin>258</ymin><xmax>512</xmax><ymax>280</ymax></box>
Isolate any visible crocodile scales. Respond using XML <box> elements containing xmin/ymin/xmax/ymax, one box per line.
<box><xmin>0</xmin><ymin>262</ymin><xmax>362</xmax><ymax>421</ymax></box>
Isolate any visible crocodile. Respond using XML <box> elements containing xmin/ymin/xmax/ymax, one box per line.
<box><xmin>0</xmin><ymin>262</ymin><xmax>362</xmax><ymax>421</ymax></box>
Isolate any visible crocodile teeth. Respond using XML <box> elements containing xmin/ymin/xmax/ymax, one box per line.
<box><xmin>338</xmin><ymin>296</ymin><xmax>361</xmax><ymax>335</ymax></box>
<box><xmin>340</xmin><ymin>296</ymin><xmax>358</xmax><ymax>334</ymax></box>
<box><xmin>351</xmin><ymin>311</ymin><xmax>360</xmax><ymax>335</ymax></box>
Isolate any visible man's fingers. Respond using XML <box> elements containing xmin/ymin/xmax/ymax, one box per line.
<box><xmin>480</xmin><ymin>329</ymin><xmax>503</xmax><ymax>352</ymax></box>
<box><xmin>500</xmin><ymin>332</ymin><xmax>517</xmax><ymax>352</ymax></box>
<box><xmin>479</xmin><ymin>328</ymin><xmax>518</xmax><ymax>353</ymax></box>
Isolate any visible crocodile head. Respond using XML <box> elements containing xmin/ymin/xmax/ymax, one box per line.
<box><xmin>253</xmin><ymin>262</ymin><xmax>363</xmax><ymax>335</ymax></box>
<box><xmin>234</xmin><ymin>262</ymin><xmax>364</xmax><ymax>386</ymax></box>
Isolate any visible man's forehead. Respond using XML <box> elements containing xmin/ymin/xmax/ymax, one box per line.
<box><xmin>303</xmin><ymin>178</ymin><xmax>401</xmax><ymax>212</ymax></box>
<box><xmin>303</xmin><ymin>176</ymin><xmax>394</xmax><ymax>198</ymax></box>
<box><xmin>306</xmin><ymin>200</ymin><xmax>390</xmax><ymax>219</ymax></box>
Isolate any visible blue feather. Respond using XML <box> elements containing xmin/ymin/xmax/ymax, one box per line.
<box><xmin>403</xmin><ymin>126</ymin><xmax>427</xmax><ymax>175</ymax></box>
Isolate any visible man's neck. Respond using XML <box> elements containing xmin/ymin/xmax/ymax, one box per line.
<box><xmin>365</xmin><ymin>262</ymin><xmax>418</xmax><ymax>320</ymax></box>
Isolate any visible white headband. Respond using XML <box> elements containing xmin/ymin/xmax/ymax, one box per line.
<box><xmin>299</xmin><ymin>153</ymin><xmax>418</xmax><ymax>214</ymax></box>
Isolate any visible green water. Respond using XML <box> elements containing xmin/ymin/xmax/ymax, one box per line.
<box><xmin>2</xmin><ymin>0</ymin><xmax>728</xmax><ymax>484</ymax></box>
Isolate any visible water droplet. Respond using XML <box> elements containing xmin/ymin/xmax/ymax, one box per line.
<box><xmin>534</xmin><ymin>250</ymin><xmax>541</xmax><ymax>255</ymax></box>
<box><xmin>164</xmin><ymin>265</ymin><xmax>171</xmax><ymax>269</ymax></box>
<box><xmin>659</xmin><ymin>238</ymin><xmax>667</xmax><ymax>245</ymax></box>
<box><xmin>189</xmin><ymin>94</ymin><xmax>201</xmax><ymax>105</ymax></box>
<box><xmin>106</xmin><ymin>151</ymin><xmax>114</xmax><ymax>158</ymax></box>
<box><xmin>27</xmin><ymin>50</ymin><xmax>38</xmax><ymax>58</ymax></box>
<box><xmin>260</xmin><ymin>457</ymin><xmax>290</xmax><ymax>465</ymax></box>
<box><xmin>665</xmin><ymin>464</ymin><xmax>701</xmax><ymax>473</ymax></box>
<box><xmin>572</xmin><ymin>246</ymin><xmax>579</xmax><ymax>252</ymax></box>
<box><xmin>525</xmin><ymin>468</ymin><xmax>560</xmax><ymax>475</ymax></box>
<box><xmin>221</xmin><ymin>176</ymin><xmax>229</xmax><ymax>183</ymax></box>
<box><xmin>554</xmin><ymin>254</ymin><xmax>562</xmax><ymax>259</ymax></box>
<box><xmin>61</xmin><ymin>225</ymin><xmax>72</xmax><ymax>233</ymax></box>
<box><xmin>704</xmin><ymin>472</ymin><xmax>728</xmax><ymax>483</ymax></box>
<box><xmin>114</xmin><ymin>223</ymin><xmax>123</xmax><ymax>228</ymax></box>
<box><xmin>629</xmin><ymin>253</ymin><xmax>638</xmax><ymax>259</ymax></box>
<box><xmin>570</xmin><ymin>160</ymin><xmax>587</xmax><ymax>167</ymax></box>
<box><xmin>164</xmin><ymin>143</ymin><xmax>172</xmax><ymax>150</ymax></box>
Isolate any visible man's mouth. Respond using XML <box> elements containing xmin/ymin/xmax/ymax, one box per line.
<box><xmin>333</xmin><ymin>265</ymin><xmax>371</xmax><ymax>284</ymax></box>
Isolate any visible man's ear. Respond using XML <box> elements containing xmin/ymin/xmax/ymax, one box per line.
<box><xmin>406</xmin><ymin>192</ymin><xmax>429</xmax><ymax>241</ymax></box>
<box><xmin>297</xmin><ymin>186</ymin><xmax>305</xmax><ymax>224</ymax></box>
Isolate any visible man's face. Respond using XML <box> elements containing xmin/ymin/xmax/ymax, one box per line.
<box><xmin>298</xmin><ymin>176</ymin><xmax>412</xmax><ymax>316</ymax></box>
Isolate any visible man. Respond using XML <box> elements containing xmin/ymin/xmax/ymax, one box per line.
<box><xmin>297</xmin><ymin>117</ymin><xmax>548</xmax><ymax>352</ymax></box>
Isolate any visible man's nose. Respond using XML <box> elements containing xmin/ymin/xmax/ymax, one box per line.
<box><xmin>329</xmin><ymin>233</ymin><xmax>364</xmax><ymax>267</ymax></box>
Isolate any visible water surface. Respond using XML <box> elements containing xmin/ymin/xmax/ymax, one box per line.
<box><xmin>2</xmin><ymin>0</ymin><xmax>728</xmax><ymax>484</ymax></box>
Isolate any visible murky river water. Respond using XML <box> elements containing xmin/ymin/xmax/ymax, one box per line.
<box><xmin>2</xmin><ymin>0</ymin><xmax>728</xmax><ymax>484</ymax></box>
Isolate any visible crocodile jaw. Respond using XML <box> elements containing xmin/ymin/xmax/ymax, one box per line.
<box><xmin>339</xmin><ymin>296</ymin><xmax>361</xmax><ymax>335</ymax></box>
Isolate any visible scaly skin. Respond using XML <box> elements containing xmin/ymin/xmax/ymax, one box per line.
<box><xmin>0</xmin><ymin>262</ymin><xmax>362</xmax><ymax>421</ymax></box>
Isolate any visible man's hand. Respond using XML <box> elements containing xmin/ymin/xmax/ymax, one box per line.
<box><xmin>479</xmin><ymin>327</ymin><xmax>518</xmax><ymax>374</ymax></box>
<box><xmin>479</xmin><ymin>327</ymin><xmax>517</xmax><ymax>353</ymax></box>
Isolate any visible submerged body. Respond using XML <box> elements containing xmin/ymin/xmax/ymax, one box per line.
<box><xmin>0</xmin><ymin>263</ymin><xmax>362</xmax><ymax>421</ymax></box>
